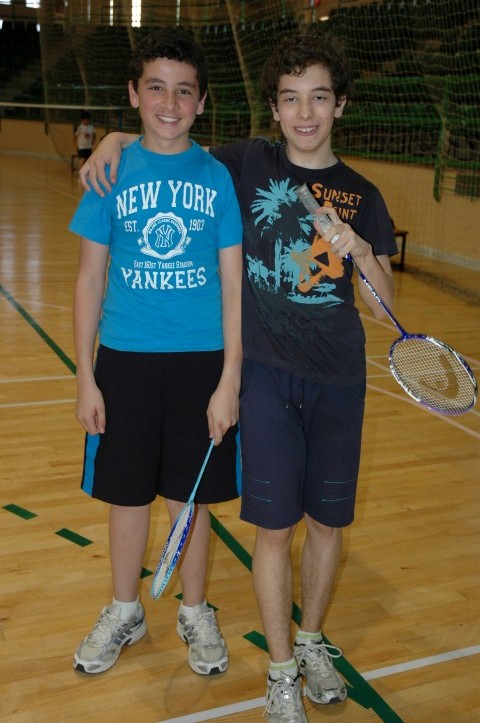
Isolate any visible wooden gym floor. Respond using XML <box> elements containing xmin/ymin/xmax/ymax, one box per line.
<box><xmin>1</xmin><ymin>154</ymin><xmax>479</xmax><ymax>722</ymax></box>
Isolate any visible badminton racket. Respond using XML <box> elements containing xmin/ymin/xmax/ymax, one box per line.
<box><xmin>295</xmin><ymin>183</ymin><xmax>477</xmax><ymax>415</ymax></box>
<box><xmin>151</xmin><ymin>438</ymin><xmax>215</xmax><ymax>599</ymax></box>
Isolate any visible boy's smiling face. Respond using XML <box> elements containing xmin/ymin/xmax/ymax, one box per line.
<box><xmin>129</xmin><ymin>57</ymin><xmax>206</xmax><ymax>155</ymax></box>
<box><xmin>272</xmin><ymin>63</ymin><xmax>346</xmax><ymax>169</ymax></box>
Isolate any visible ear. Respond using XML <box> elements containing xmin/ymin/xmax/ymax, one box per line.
<box><xmin>128</xmin><ymin>80</ymin><xmax>139</xmax><ymax>109</ymax></box>
<box><xmin>334</xmin><ymin>96</ymin><xmax>347</xmax><ymax>119</ymax></box>
<box><xmin>270</xmin><ymin>101</ymin><xmax>280</xmax><ymax>122</ymax></box>
<box><xmin>196</xmin><ymin>91</ymin><xmax>207</xmax><ymax>117</ymax></box>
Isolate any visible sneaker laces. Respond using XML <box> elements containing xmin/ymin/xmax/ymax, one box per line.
<box><xmin>295</xmin><ymin>639</ymin><xmax>343</xmax><ymax>676</ymax></box>
<box><xmin>264</xmin><ymin>674</ymin><xmax>301</xmax><ymax>720</ymax></box>
<box><xmin>183</xmin><ymin>607</ymin><xmax>222</xmax><ymax>647</ymax></box>
<box><xmin>86</xmin><ymin>607</ymin><xmax>128</xmax><ymax>649</ymax></box>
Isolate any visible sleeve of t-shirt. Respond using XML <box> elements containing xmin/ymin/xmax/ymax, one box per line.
<box><xmin>209</xmin><ymin>139</ymin><xmax>252</xmax><ymax>188</ymax></box>
<box><xmin>355</xmin><ymin>190</ymin><xmax>398</xmax><ymax>258</ymax></box>
<box><xmin>68</xmin><ymin>177</ymin><xmax>112</xmax><ymax>245</ymax></box>
<box><xmin>215</xmin><ymin>165</ymin><xmax>243</xmax><ymax>249</ymax></box>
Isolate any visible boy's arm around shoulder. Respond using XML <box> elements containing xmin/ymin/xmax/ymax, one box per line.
<box><xmin>79</xmin><ymin>131</ymin><xmax>139</xmax><ymax>195</ymax></box>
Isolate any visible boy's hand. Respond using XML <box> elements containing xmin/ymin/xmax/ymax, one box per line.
<box><xmin>76</xmin><ymin>381</ymin><xmax>106</xmax><ymax>435</ymax></box>
<box><xmin>315</xmin><ymin>206</ymin><xmax>371</xmax><ymax>260</ymax></box>
<box><xmin>206</xmin><ymin>378</ymin><xmax>239</xmax><ymax>446</ymax></box>
<box><xmin>79</xmin><ymin>132</ymin><xmax>123</xmax><ymax>195</ymax></box>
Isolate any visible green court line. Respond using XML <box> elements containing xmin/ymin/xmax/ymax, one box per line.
<box><xmin>209</xmin><ymin>513</ymin><xmax>253</xmax><ymax>570</ymax></box>
<box><xmin>3</xmin><ymin>503</ymin><xmax>38</xmax><ymax>519</ymax></box>
<box><xmin>211</xmin><ymin>513</ymin><xmax>403</xmax><ymax>722</ymax></box>
<box><xmin>55</xmin><ymin>528</ymin><xmax>92</xmax><ymax>547</ymax></box>
<box><xmin>2</xmin><ymin>283</ymin><xmax>402</xmax><ymax>720</ymax></box>
<box><xmin>244</xmin><ymin>630</ymin><xmax>268</xmax><ymax>651</ymax></box>
<box><xmin>0</xmin><ymin>284</ymin><xmax>76</xmax><ymax>374</ymax></box>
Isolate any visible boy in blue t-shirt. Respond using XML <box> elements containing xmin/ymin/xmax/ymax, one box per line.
<box><xmin>70</xmin><ymin>28</ymin><xmax>242</xmax><ymax>678</ymax></box>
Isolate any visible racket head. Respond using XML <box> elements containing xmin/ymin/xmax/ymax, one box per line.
<box><xmin>389</xmin><ymin>334</ymin><xmax>477</xmax><ymax>415</ymax></box>
<box><xmin>151</xmin><ymin>502</ymin><xmax>194</xmax><ymax>599</ymax></box>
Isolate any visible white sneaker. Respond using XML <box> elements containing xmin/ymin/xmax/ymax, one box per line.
<box><xmin>264</xmin><ymin>672</ymin><xmax>307</xmax><ymax>723</ymax></box>
<box><xmin>177</xmin><ymin>603</ymin><xmax>228</xmax><ymax>675</ymax></box>
<box><xmin>294</xmin><ymin>638</ymin><xmax>346</xmax><ymax>704</ymax></box>
<box><xmin>74</xmin><ymin>602</ymin><xmax>146</xmax><ymax>674</ymax></box>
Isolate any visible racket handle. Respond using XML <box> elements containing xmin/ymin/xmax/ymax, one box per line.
<box><xmin>295</xmin><ymin>184</ymin><xmax>340</xmax><ymax>240</ymax></box>
<box><xmin>188</xmin><ymin>437</ymin><xmax>215</xmax><ymax>503</ymax></box>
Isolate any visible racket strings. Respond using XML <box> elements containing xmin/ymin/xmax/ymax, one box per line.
<box><xmin>390</xmin><ymin>337</ymin><xmax>477</xmax><ymax>414</ymax></box>
<box><xmin>161</xmin><ymin>511</ymin><xmax>189</xmax><ymax>568</ymax></box>
<box><xmin>151</xmin><ymin>505</ymin><xmax>193</xmax><ymax>598</ymax></box>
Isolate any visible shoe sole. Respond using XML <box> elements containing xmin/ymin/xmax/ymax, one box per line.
<box><xmin>304</xmin><ymin>684</ymin><xmax>347</xmax><ymax>705</ymax></box>
<box><xmin>176</xmin><ymin>622</ymin><xmax>228</xmax><ymax>675</ymax></box>
<box><xmin>73</xmin><ymin>618</ymin><xmax>147</xmax><ymax>674</ymax></box>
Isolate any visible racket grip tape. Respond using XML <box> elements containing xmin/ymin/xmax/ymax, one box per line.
<box><xmin>295</xmin><ymin>184</ymin><xmax>337</xmax><ymax>237</ymax></box>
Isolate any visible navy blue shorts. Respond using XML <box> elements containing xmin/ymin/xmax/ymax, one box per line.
<box><xmin>81</xmin><ymin>345</ymin><xmax>240</xmax><ymax>506</ymax></box>
<box><xmin>239</xmin><ymin>360</ymin><xmax>365</xmax><ymax>529</ymax></box>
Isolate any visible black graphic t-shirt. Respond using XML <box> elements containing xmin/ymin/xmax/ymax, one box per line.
<box><xmin>210</xmin><ymin>138</ymin><xmax>397</xmax><ymax>385</ymax></box>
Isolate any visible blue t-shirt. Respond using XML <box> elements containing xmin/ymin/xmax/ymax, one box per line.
<box><xmin>70</xmin><ymin>140</ymin><xmax>242</xmax><ymax>352</ymax></box>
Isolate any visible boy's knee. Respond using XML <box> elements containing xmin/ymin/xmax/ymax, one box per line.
<box><xmin>256</xmin><ymin>524</ymin><xmax>296</xmax><ymax>548</ymax></box>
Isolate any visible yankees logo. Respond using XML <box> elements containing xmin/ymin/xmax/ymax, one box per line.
<box><xmin>138</xmin><ymin>211</ymin><xmax>191</xmax><ymax>260</ymax></box>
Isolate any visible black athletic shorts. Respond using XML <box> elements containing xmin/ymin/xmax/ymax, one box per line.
<box><xmin>81</xmin><ymin>345</ymin><xmax>240</xmax><ymax>506</ymax></box>
<box><xmin>239</xmin><ymin>359</ymin><xmax>365</xmax><ymax>529</ymax></box>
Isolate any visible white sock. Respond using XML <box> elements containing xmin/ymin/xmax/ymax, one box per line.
<box><xmin>112</xmin><ymin>596</ymin><xmax>139</xmax><ymax>621</ymax></box>
<box><xmin>269</xmin><ymin>657</ymin><xmax>298</xmax><ymax>680</ymax></box>
<box><xmin>295</xmin><ymin>629</ymin><xmax>322</xmax><ymax>643</ymax></box>
<box><xmin>180</xmin><ymin>599</ymin><xmax>207</xmax><ymax>618</ymax></box>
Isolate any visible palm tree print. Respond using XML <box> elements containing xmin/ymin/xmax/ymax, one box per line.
<box><xmin>250</xmin><ymin>178</ymin><xmax>342</xmax><ymax>306</ymax></box>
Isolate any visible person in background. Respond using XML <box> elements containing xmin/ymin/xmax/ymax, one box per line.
<box><xmin>74</xmin><ymin>110</ymin><xmax>96</xmax><ymax>171</ymax></box>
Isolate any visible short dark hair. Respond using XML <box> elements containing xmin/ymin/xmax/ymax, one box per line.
<box><xmin>129</xmin><ymin>28</ymin><xmax>208</xmax><ymax>97</ymax></box>
<box><xmin>261</xmin><ymin>29</ymin><xmax>351</xmax><ymax>108</ymax></box>
<box><xmin>80</xmin><ymin>110</ymin><xmax>91</xmax><ymax>120</ymax></box>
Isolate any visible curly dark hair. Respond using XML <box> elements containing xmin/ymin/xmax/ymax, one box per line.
<box><xmin>261</xmin><ymin>29</ymin><xmax>351</xmax><ymax>109</ymax></box>
<box><xmin>129</xmin><ymin>28</ymin><xmax>208</xmax><ymax>97</ymax></box>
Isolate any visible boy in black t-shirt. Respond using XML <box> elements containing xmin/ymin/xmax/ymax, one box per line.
<box><xmin>79</xmin><ymin>29</ymin><xmax>396</xmax><ymax>723</ymax></box>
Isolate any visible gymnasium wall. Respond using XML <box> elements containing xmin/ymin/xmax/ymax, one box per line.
<box><xmin>348</xmin><ymin>158</ymin><xmax>480</xmax><ymax>272</ymax></box>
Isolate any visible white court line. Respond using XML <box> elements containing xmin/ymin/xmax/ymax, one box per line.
<box><xmin>362</xmin><ymin>644</ymin><xmax>480</xmax><ymax>680</ymax></box>
<box><xmin>360</xmin><ymin>311</ymin><xmax>394</xmax><ymax>332</ymax></box>
<box><xmin>159</xmin><ymin>645</ymin><xmax>480</xmax><ymax>722</ymax></box>
<box><xmin>0</xmin><ymin>398</ymin><xmax>75</xmax><ymax>409</ymax></box>
<box><xmin>367</xmin><ymin>358</ymin><xmax>391</xmax><ymax>373</ymax></box>
<box><xmin>7</xmin><ymin>298</ymin><xmax>73</xmax><ymax>312</ymax></box>
<box><xmin>159</xmin><ymin>696</ymin><xmax>266</xmax><ymax>723</ymax></box>
<box><xmin>367</xmin><ymin>383</ymin><xmax>480</xmax><ymax>439</ymax></box>
<box><xmin>8</xmin><ymin>166</ymin><xmax>80</xmax><ymax>199</ymax></box>
<box><xmin>0</xmin><ymin>375</ymin><xmax>74</xmax><ymax>383</ymax></box>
